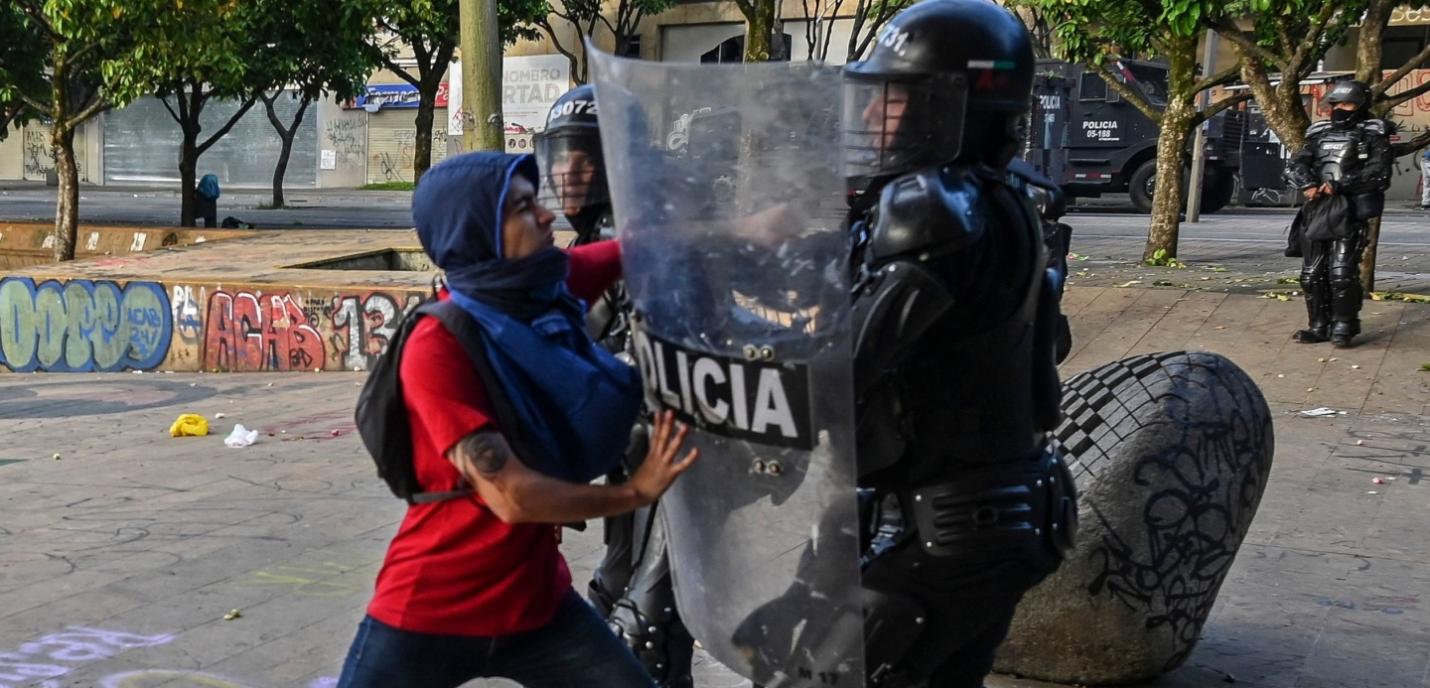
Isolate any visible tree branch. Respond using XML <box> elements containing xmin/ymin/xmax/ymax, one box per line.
<box><xmin>538</xmin><ymin>16</ymin><xmax>584</xmax><ymax>85</ymax></box>
<box><xmin>1378</xmin><ymin>79</ymin><xmax>1430</xmax><ymax>111</ymax></box>
<box><xmin>64</xmin><ymin>93</ymin><xmax>109</xmax><ymax>129</ymax></box>
<box><xmin>260</xmin><ymin>91</ymin><xmax>285</xmax><ymax>133</ymax></box>
<box><xmin>1392</xmin><ymin>128</ymin><xmax>1430</xmax><ymax>157</ymax></box>
<box><xmin>197</xmin><ymin>97</ymin><xmax>257</xmax><ymax>155</ymax></box>
<box><xmin>1193</xmin><ymin>91</ymin><xmax>1254</xmax><ymax>125</ymax></box>
<box><xmin>1289</xmin><ymin>2</ymin><xmax>1340</xmax><ymax>71</ymax></box>
<box><xmin>1191</xmin><ymin>61</ymin><xmax>1242</xmax><ymax>96</ymax></box>
<box><xmin>1373</xmin><ymin>42</ymin><xmax>1430</xmax><ymax>98</ymax></box>
<box><xmin>159</xmin><ymin>93</ymin><xmax>182</xmax><ymax>125</ymax></box>
<box><xmin>1207</xmin><ymin>17</ymin><xmax>1281</xmax><ymax>68</ymax></box>
<box><xmin>1094</xmin><ymin>62</ymin><xmax>1162</xmax><ymax>123</ymax></box>
<box><xmin>18</xmin><ymin>93</ymin><xmax>48</xmax><ymax>115</ymax></box>
<box><xmin>380</xmin><ymin>55</ymin><xmax>422</xmax><ymax>89</ymax></box>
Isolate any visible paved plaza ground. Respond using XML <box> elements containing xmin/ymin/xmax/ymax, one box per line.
<box><xmin>1</xmin><ymin>284</ymin><xmax>1428</xmax><ymax>687</ymax></box>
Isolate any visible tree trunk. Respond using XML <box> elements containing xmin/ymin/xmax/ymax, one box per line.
<box><xmin>272</xmin><ymin>130</ymin><xmax>295</xmax><ymax>209</ymax></box>
<box><xmin>1357</xmin><ymin>0</ymin><xmax>1394</xmax><ymax>292</ymax></box>
<box><xmin>414</xmin><ymin>94</ymin><xmax>436</xmax><ymax>185</ymax></box>
<box><xmin>743</xmin><ymin>0</ymin><xmax>777</xmax><ymax>62</ymax></box>
<box><xmin>51</xmin><ymin>126</ymin><xmax>79</xmax><ymax>262</ymax></box>
<box><xmin>1236</xmin><ymin>55</ymin><xmax>1310</xmax><ymax>152</ymax></box>
<box><xmin>263</xmin><ymin>94</ymin><xmax>311</xmax><ymax>209</ymax></box>
<box><xmin>1357</xmin><ymin>0</ymin><xmax>1392</xmax><ymax>85</ymax></box>
<box><xmin>179</xmin><ymin>129</ymin><xmax>199</xmax><ymax>227</ymax></box>
<box><xmin>1144</xmin><ymin>102</ymin><xmax>1195</xmax><ymax>261</ymax></box>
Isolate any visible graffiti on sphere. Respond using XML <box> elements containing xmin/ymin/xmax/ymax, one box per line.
<box><xmin>0</xmin><ymin>278</ymin><xmax>171</xmax><ymax>372</ymax></box>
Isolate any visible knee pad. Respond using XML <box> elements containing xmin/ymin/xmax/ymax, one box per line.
<box><xmin>1329</xmin><ymin>267</ymin><xmax>1360</xmax><ymax>293</ymax></box>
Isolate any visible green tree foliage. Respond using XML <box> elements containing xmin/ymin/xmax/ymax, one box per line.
<box><xmin>1011</xmin><ymin>0</ymin><xmax>1250</xmax><ymax>261</ymax></box>
<box><xmin>253</xmin><ymin>0</ymin><xmax>384</xmax><ymax>207</ymax></box>
<box><xmin>3</xmin><ymin>0</ymin><xmax>235</xmax><ymax>255</ymax></box>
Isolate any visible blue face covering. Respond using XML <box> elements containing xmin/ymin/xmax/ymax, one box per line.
<box><xmin>414</xmin><ymin>152</ymin><xmax>641</xmax><ymax>483</ymax></box>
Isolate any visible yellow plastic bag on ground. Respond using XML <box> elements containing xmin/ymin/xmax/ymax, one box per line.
<box><xmin>169</xmin><ymin>413</ymin><xmax>209</xmax><ymax>437</ymax></box>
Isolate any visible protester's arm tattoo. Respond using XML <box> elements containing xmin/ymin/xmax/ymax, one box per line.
<box><xmin>452</xmin><ymin>431</ymin><xmax>512</xmax><ymax>477</ymax></box>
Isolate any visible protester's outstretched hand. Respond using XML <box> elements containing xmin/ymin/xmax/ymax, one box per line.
<box><xmin>631</xmin><ymin>410</ymin><xmax>700</xmax><ymax>504</ymax></box>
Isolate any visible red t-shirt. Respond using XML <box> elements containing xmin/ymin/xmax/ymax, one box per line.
<box><xmin>367</xmin><ymin>240</ymin><xmax>623</xmax><ymax>636</ymax></box>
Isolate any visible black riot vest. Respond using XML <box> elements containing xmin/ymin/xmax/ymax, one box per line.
<box><xmin>1310</xmin><ymin>125</ymin><xmax>1370</xmax><ymax>183</ymax></box>
<box><xmin>852</xmin><ymin>166</ymin><xmax>1062</xmax><ymax>486</ymax></box>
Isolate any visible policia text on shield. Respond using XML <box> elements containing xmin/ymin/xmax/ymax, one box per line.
<box><xmin>587</xmin><ymin>1</ymin><xmax>1077</xmax><ymax>687</ymax></box>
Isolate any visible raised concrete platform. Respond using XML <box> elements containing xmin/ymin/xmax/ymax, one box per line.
<box><xmin>0</xmin><ymin>221</ymin><xmax>257</xmax><ymax>270</ymax></box>
<box><xmin>1</xmin><ymin>228</ymin><xmax>436</xmax><ymax>374</ymax></box>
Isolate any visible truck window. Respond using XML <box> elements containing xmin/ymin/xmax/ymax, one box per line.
<box><xmin>1124</xmin><ymin>64</ymin><xmax>1169</xmax><ymax>106</ymax></box>
<box><xmin>1079</xmin><ymin>73</ymin><xmax>1107</xmax><ymax>101</ymax></box>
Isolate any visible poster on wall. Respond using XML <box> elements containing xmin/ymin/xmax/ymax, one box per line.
<box><xmin>448</xmin><ymin>55</ymin><xmax>571</xmax><ymax>152</ymax></box>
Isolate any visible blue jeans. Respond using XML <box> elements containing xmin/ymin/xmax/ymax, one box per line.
<box><xmin>338</xmin><ymin>590</ymin><xmax>654</xmax><ymax>687</ymax></box>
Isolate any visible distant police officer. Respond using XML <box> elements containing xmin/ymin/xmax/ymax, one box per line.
<box><xmin>1286</xmin><ymin>80</ymin><xmax>1393</xmax><ymax>348</ymax></box>
<box><xmin>535</xmin><ymin>85</ymin><xmax>696</xmax><ymax>688</ymax></box>
<box><xmin>840</xmin><ymin>0</ymin><xmax>1076</xmax><ymax>685</ymax></box>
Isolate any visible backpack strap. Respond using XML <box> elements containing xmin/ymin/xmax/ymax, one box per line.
<box><xmin>414</xmin><ymin>300</ymin><xmax>541</xmax><ymax>486</ymax></box>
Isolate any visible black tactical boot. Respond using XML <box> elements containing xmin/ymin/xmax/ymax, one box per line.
<box><xmin>1330</xmin><ymin>320</ymin><xmax>1360</xmax><ymax>348</ymax></box>
<box><xmin>1295</xmin><ymin>290</ymin><xmax>1331</xmax><ymax>343</ymax></box>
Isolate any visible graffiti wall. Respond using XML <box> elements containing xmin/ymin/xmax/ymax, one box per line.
<box><xmin>0</xmin><ymin>278</ymin><xmax>427</xmax><ymax>374</ymax></box>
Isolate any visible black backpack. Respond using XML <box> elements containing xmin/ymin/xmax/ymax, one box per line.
<box><xmin>355</xmin><ymin>298</ymin><xmax>531</xmax><ymax>505</ymax></box>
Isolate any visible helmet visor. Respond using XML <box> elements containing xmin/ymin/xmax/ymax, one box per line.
<box><xmin>841</xmin><ymin>72</ymin><xmax>967</xmax><ymax>180</ymax></box>
<box><xmin>536</xmin><ymin>129</ymin><xmax>610</xmax><ymax>219</ymax></box>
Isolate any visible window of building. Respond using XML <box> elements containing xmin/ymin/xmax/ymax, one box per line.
<box><xmin>1382</xmin><ymin>36</ymin><xmax>1425</xmax><ymax>71</ymax></box>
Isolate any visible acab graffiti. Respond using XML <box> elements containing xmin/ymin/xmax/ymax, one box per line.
<box><xmin>0</xmin><ymin>278</ymin><xmax>172</xmax><ymax>373</ymax></box>
<box><xmin>204</xmin><ymin>291</ymin><xmax>326</xmax><ymax>372</ymax></box>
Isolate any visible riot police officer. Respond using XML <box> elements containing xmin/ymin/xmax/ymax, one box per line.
<box><xmin>534</xmin><ymin>85</ymin><xmax>696</xmax><ymax>688</ymax></box>
<box><xmin>841</xmin><ymin>1</ymin><xmax>1076</xmax><ymax>684</ymax></box>
<box><xmin>1286</xmin><ymin>80</ymin><xmax>1393</xmax><ymax>348</ymax></box>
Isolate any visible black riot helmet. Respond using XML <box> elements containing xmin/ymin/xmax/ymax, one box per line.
<box><xmin>1324</xmin><ymin>79</ymin><xmax>1372</xmax><ymax>128</ymax></box>
<box><xmin>536</xmin><ymin>84</ymin><xmax>611</xmax><ymax>238</ymax></box>
<box><xmin>842</xmin><ymin>0</ymin><xmax>1035</xmax><ymax>186</ymax></box>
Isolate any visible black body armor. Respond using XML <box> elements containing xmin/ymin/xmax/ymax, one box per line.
<box><xmin>845</xmin><ymin>162</ymin><xmax>1076</xmax><ymax>687</ymax></box>
<box><xmin>1286</xmin><ymin>114</ymin><xmax>1392</xmax><ymax>347</ymax></box>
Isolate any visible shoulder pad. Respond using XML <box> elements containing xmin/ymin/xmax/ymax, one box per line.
<box><xmin>867</xmin><ymin>167</ymin><xmax>985</xmax><ymax>264</ymax></box>
<box><xmin>1360</xmin><ymin>119</ymin><xmax>1389</xmax><ymax>135</ymax></box>
<box><xmin>1307</xmin><ymin>120</ymin><xmax>1334</xmax><ymax>137</ymax></box>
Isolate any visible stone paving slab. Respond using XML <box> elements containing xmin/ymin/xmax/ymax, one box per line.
<box><xmin>0</xmin><ymin>291</ymin><xmax>1425</xmax><ymax>687</ymax></box>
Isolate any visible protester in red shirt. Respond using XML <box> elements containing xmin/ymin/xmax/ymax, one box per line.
<box><xmin>338</xmin><ymin>152</ymin><xmax>698</xmax><ymax>688</ymax></box>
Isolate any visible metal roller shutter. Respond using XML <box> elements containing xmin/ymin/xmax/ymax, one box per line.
<box><xmin>365</xmin><ymin>108</ymin><xmax>450</xmax><ymax>184</ymax></box>
<box><xmin>104</xmin><ymin>92</ymin><xmax>317</xmax><ymax>187</ymax></box>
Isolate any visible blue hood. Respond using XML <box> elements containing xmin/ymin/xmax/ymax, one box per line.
<box><xmin>414</xmin><ymin>152</ymin><xmax>569</xmax><ymax>319</ymax></box>
<box><xmin>410</xmin><ymin>151</ymin><xmax>641</xmax><ymax>484</ymax></box>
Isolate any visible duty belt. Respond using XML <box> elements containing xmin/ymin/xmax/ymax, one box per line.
<box><xmin>907</xmin><ymin>444</ymin><xmax>1076</xmax><ymax>560</ymax></box>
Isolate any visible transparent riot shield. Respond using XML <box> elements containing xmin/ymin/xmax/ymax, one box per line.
<box><xmin>590</xmin><ymin>50</ymin><xmax>863</xmax><ymax>687</ymax></box>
